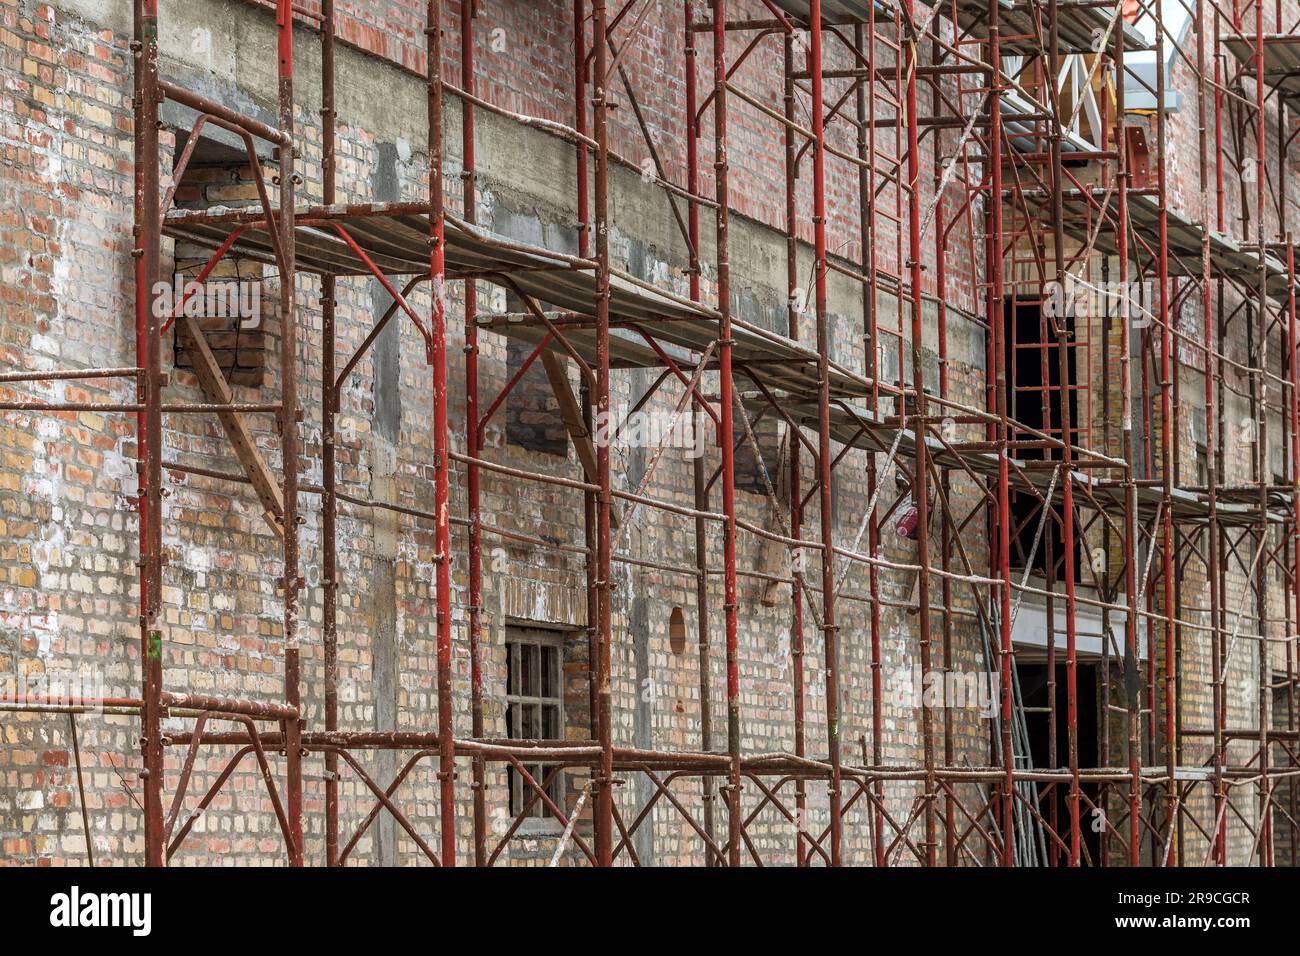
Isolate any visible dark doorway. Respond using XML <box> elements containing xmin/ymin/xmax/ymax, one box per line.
<box><xmin>1019</xmin><ymin>659</ymin><xmax>1101</xmax><ymax>866</ymax></box>
<box><xmin>1005</xmin><ymin>296</ymin><xmax>1083</xmax><ymax>583</ymax></box>
<box><xmin>1006</xmin><ymin>297</ymin><xmax>1078</xmax><ymax>447</ymax></box>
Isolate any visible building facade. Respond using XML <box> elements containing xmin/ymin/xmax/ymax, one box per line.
<box><xmin>0</xmin><ymin>0</ymin><xmax>1296</xmax><ymax>866</ymax></box>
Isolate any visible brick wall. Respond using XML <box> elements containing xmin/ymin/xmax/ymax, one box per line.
<box><xmin>0</xmin><ymin>0</ymin><xmax>1294</xmax><ymax>867</ymax></box>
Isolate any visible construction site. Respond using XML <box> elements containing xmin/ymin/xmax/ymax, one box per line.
<box><xmin>0</xmin><ymin>0</ymin><xmax>1297</xmax><ymax>868</ymax></box>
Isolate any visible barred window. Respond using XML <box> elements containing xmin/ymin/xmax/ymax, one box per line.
<box><xmin>505</xmin><ymin>626</ymin><xmax>565</xmax><ymax>819</ymax></box>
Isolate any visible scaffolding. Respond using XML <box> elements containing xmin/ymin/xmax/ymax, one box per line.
<box><xmin>2</xmin><ymin>0</ymin><xmax>1300</xmax><ymax>865</ymax></box>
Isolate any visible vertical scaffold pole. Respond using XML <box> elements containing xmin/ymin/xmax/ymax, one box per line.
<box><xmin>591</xmin><ymin>0</ymin><xmax>616</xmax><ymax>868</ymax></box>
<box><xmin>684</xmin><ymin>0</ymin><xmax>718</xmax><ymax>864</ymax></box>
<box><xmin>1195</xmin><ymin>0</ymin><xmax>1226</xmax><ymax>867</ymax></box>
<box><xmin>1112</xmin><ymin>5</ymin><xmax>1142</xmax><ymax>867</ymax></box>
<box><xmin>710</xmin><ymin>0</ymin><xmax>743</xmax><ymax>867</ymax></box>
<box><xmin>133</xmin><ymin>0</ymin><xmax>166</xmax><ymax>868</ymax></box>
<box><xmin>427</xmin><ymin>0</ymin><xmax>457</xmax><ymax>867</ymax></box>
<box><xmin>275</xmin><ymin>0</ymin><xmax>304</xmax><ymax>867</ymax></box>
<box><xmin>807</xmin><ymin>0</ymin><xmax>844</xmax><ymax>868</ymax></box>
<box><xmin>900</xmin><ymin>0</ymin><xmax>937</xmax><ymax>867</ymax></box>
<box><xmin>986</xmin><ymin>0</ymin><xmax>1015</xmax><ymax>868</ymax></box>
<box><xmin>320</xmin><ymin>0</ymin><xmax>339</xmax><ymax>867</ymax></box>
<box><xmin>1249</xmin><ymin>2</ymin><xmax>1273</xmax><ymax>868</ymax></box>
<box><xmin>1152</xmin><ymin>0</ymin><xmax>1179</xmax><ymax>867</ymax></box>
<box><xmin>1045</xmin><ymin>0</ymin><xmax>1081</xmax><ymax>866</ymax></box>
<box><xmin>462</xmin><ymin>0</ymin><xmax>488</xmax><ymax>870</ymax></box>
<box><xmin>783</xmin><ymin>22</ymin><xmax>808</xmax><ymax>870</ymax></box>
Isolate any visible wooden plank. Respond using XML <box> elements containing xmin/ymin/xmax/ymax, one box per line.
<box><xmin>176</xmin><ymin>314</ymin><xmax>285</xmax><ymax>537</ymax></box>
<box><xmin>540</xmin><ymin>350</ymin><xmax>618</xmax><ymax>529</ymax></box>
<box><xmin>759</xmin><ymin>432</ymin><xmax>789</xmax><ymax>606</ymax></box>
<box><xmin>759</xmin><ymin>530</ymin><xmax>786</xmax><ymax>606</ymax></box>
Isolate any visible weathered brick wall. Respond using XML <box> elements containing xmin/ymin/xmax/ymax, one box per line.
<box><xmin>0</xmin><ymin>0</ymin><xmax>1292</xmax><ymax>867</ymax></box>
<box><xmin>0</xmin><ymin>0</ymin><xmax>142</xmax><ymax>863</ymax></box>
<box><xmin>1107</xmin><ymin>7</ymin><xmax>1300</xmax><ymax>864</ymax></box>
